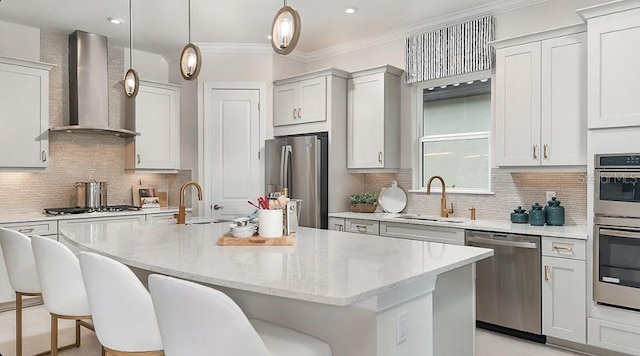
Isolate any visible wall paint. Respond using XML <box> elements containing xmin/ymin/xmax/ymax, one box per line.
<box><xmin>0</xmin><ymin>21</ymin><xmax>40</xmax><ymax>61</ymax></box>
<box><xmin>124</xmin><ymin>48</ymin><xmax>170</xmax><ymax>82</ymax></box>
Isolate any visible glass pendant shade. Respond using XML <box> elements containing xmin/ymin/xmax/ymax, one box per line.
<box><xmin>124</xmin><ymin>68</ymin><xmax>139</xmax><ymax>98</ymax></box>
<box><xmin>180</xmin><ymin>43</ymin><xmax>202</xmax><ymax>80</ymax></box>
<box><xmin>271</xmin><ymin>5</ymin><xmax>301</xmax><ymax>55</ymax></box>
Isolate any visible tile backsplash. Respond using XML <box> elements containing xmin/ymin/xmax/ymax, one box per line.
<box><xmin>364</xmin><ymin>169</ymin><xmax>587</xmax><ymax>226</ymax></box>
<box><xmin>0</xmin><ymin>31</ymin><xmax>190</xmax><ymax>214</ymax></box>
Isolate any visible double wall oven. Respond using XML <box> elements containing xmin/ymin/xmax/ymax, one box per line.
<box><xmin>594</xmin><ymin>154</ymin><xmax>640</xmax><ymax>310</ymax></box>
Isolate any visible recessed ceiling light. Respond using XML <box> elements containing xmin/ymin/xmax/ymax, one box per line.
<box><xmin>345</xmin><ymin>6</ymin><xmax>358</xmax><ymax>14</ymax></box>
<box><xmin>107</xmin><ymin>17</ymin><xmax>124</xmax><ymax>25</ymax></box>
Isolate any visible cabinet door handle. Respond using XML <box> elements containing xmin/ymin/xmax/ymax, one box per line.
<box><xmin>297</xmin><ymin>108</ymin><xmax>302</xmax><ymax>118</ymax></box>
<box><xmin>533</xmin><ymin>145</ymin><xmax>538</xmax><ymax>159</ymax></box>
<box><xmin>378</xmin><ymin>151</ymin><xmax>383</xmax><ymax>163</ymax></box>
<box><xmin>553</xmin><ymin>245</ymin><xmax>573</xmax><ymax>253</ymax></box>
<box><xmin>335</xmin><ymin>224</ymin><xmax>344</xmax><ymax>231</ymax></box>
<box><xmin>137</xmin><ymin>154</ymin><xmax>141</xmax><ymax>164</ymax></box>
<box><xmin>41</xmin><ymin>150</ymin><xmax>47</xmax><ymax>162</ymax></box>
<box><xmin>18</xmin><ymin>228</ymin><xmax>35</xmax><ymax>233</ymax></box>
<box><xmin>544</xmin><ymin>265</ymin><xmax>550</xmax><ymax>281</ymax></box>
<box><xmin>293</xmin><ymin>108</ymin><xmax>297</xmax><ymax>119</ymax></box>
<box><xmin>543</xmin><ymin>144</ymin><xmax>548</xmax><ymax>159</ymax></box>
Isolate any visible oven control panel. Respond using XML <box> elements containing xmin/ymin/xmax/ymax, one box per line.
<box><xmin>597</xmin><ymin>154</ymin><xmax>640</xmax><ymax>168</ymax></box>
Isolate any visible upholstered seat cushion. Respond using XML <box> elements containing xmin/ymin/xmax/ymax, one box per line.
<box><xmin>250</xmin><ymin>318</ymin><xmax>332</xmax><ymax>356</ymax></box>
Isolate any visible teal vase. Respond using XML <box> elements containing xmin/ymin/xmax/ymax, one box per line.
<box><xmin>529</xmin><ymin>203</ymin><xmax>546</xmax><ymax>226</ymax></box>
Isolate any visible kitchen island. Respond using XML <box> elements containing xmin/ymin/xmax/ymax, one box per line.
<box><xmin>60</xmin><ymin>220</ymin><xmax>492</xmax><ymax>356</ymax></box>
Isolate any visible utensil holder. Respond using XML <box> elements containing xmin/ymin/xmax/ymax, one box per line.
<box><xmin>259</xmin><ymin>209</ymin><xmax>283</xmax><ymax>238</ymax></box>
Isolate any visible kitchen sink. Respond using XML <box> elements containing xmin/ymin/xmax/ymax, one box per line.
<box><xmin>394</xmin><ymin>215</ymin><xmax>466</xmax><ymax>224</ymax></box>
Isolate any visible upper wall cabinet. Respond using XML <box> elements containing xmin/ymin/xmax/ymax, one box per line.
<box><xmin>494</xmin><ymin>26</ymin><xmax>587</xmax><ymax>167</ymax></box>
<box><xmin>0</xmin><ymin>57</ymin><xmax>54</xmax><ymax>169</ymax></box>
<box><xmin>273</xmin><ymin>68</ymin><xmax>350</xmax><ymax>137</ymax></box>
<box><xmin>347</xmin><ymin>65</ymin><xmax>402</xmax><ymax>172</ymax></box>
<box><xmin>125</xmin><ymin>80</ymin><xmax>180</xmax><ymax>172</ymax></box>
<box><xmin>578</xmin><ymin>2</ymin><xmax>640</xmax><ymax>129</ymax></box>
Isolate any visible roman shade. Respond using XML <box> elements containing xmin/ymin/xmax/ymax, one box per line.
<box><xmin>405</xmin><ymin>16</ymin><xmax>494</xmax><ymax>84</ymax></box>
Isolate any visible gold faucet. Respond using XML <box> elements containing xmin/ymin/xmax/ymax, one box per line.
<box><xmin>426</xmin><ymin>175</ymin><xmax>454</xmax><ymax>218</ymax></box>
<box><xmin>175</xmin><ymin>181</ymin><xmax>203</xmax><ymax>225</ymax></box>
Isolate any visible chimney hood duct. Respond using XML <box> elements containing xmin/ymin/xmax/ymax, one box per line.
<box><xmin>50</xmin><ymin>30</ymin><xmax>139</xmax><ymax>137</ymax></box>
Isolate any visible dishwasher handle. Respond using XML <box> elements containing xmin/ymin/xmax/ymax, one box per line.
<box><xmin>466</xmin><ymin>235</ymin><xmax>539</xmax><ymax>249</ymax></box>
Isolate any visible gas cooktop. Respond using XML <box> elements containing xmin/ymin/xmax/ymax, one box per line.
<box><xmin>44</xmin><ymin>205</ymin><xmax>141</xmax><ymax>215</ymax></box>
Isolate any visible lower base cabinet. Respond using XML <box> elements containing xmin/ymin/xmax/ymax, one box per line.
<box><xmin>379</xmin><ymin>222</ymin><xmax>465</xmax><ymax>245</ymax></box>
<box><xmin>542</xmin><ymin>255</ymin><xmax>586</xmax><ymax>343</ymax></box>
<box><xmin>588</xmin><ymin>318</ymin><xmax>640</xmax><ymax>355</ymax></box>
<box><xmin>329</xmin><ymin>217</ymin><xmax>346</xmax><ymax>231</ymax></box>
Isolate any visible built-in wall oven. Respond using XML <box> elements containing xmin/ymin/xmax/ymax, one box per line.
<box><xmin>594</xmin><ymin>154</ymin><xmax>640</xmax><ymax>311</ymax></box>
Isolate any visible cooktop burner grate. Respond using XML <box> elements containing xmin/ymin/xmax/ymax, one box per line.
<box><xmin>44</xmin><ymin>205</ymin><xmax>141</xmax><ymax>215</ymax></box>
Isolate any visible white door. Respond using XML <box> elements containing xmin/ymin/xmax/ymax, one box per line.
<box><xmin>208</xmin><ymin>89</ymin><xmax>261</xmax><ymax>220</ymax></box>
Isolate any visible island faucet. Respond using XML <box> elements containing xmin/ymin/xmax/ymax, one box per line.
<box><xmin>175</xmin><ymin>181</ymin><xmax>203</xmax><ymax>225</ymax></box>
<box><xmin>426</xmin><ymin>175</ymin><xmax>454</xmax><ymax>218</ymax></box>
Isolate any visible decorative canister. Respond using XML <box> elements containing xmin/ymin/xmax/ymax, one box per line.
<box><xmin>545</xmin><ymin>197</ymin><xmax>565</xmax><ymax>226</ymax></box>
<box><xmin>529</xmin><ymin>203</ymin><xmax>546</xmax><ymax>226</ymax></box>
<box><xmin>510</xmin><ymin>206</ymin><xmax>529</xmax><ymax>224</ymax></box>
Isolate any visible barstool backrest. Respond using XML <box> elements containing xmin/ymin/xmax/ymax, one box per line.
<box><xmin>0</xmin><ymin>228</ymin><xmax>40</xmax><ymax>294</ymax></box>
<box><xmin>78</xmin><ymin>252</ymin><xmax>163</xmax><ymax>352</ymax></box>
<box><xmin>31</xmin><ymin>236</ymin><xmax>91</xmax><ymax>317</ymax></box>
<box><xmin>148</xmin><ymin>274</ymin><xmax>271</xmax><ymax>356</ymax></box>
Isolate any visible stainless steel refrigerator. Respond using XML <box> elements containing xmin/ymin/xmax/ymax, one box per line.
<box><xmin>265</xmin><ymin>134</ymin><xmax>328</xmax><ymax>229</ymax></box>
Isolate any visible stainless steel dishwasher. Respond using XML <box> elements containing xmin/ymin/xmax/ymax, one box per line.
<box><xmin>466</xmin><ymin>230</ymin><xmax>543</xmax><ymax>340</ymax></box>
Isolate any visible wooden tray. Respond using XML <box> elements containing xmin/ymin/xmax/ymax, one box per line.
<box><xmin>218</xmin><ymin>233</ymin><xmax>296</xmax><ymax>246</ymax></box>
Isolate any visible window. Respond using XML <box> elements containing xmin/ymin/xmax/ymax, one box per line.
<box><xmin>417</xmin><ymin>72</ymin><xmax>491</xmax><ymax>193</ymax></box>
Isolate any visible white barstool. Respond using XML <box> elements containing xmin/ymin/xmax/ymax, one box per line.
<box><xmin>31</xmin><ymin>236</ymin><xmax>95</xmax><ymax>356</ymax></box>
<box><xmin>78</xmin><ymin>251</ymin><xmax>164</xmax><ymax>356</ymax></box>
<box><xmin>148</xmin><ymin>274</ymin><xmax>332</xmax><ymax>356</ymax></box>
<box><xmin>0</xmin><ymin>227</ymin><xmax>42</xmax><ymax>356</ymax></box>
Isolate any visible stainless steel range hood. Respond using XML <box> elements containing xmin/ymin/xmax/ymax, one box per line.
<box><xmin>50</xmin><ymin>31</ymin><xmax>138</xmax><ymax>137</ymax></box>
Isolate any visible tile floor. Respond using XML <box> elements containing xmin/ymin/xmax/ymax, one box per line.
<box><xmin>0</xmin><ymin>305</ymin><xmax>581</xmax><ymax>356</ymax></box>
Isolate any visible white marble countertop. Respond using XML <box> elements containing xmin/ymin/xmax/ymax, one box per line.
<box><xmin>60</xmin><ymin>221</ymin><xmax>492</xmax><ymax>306</ymax></box>
<box><xmin>0</xmin><ymin>207</ymin><xmax>182</xmax><ymax>224</ymax></box>
<box><xmin>329</xmin><ymin>212</ymin><xmax>588</xmax><ymax>240</ymax></box>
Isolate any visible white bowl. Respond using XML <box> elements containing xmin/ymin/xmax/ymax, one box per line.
<box><xmin>230</xmin><ymin>228</ymin><xmax>256</xmax><ymax>238</ymax></box>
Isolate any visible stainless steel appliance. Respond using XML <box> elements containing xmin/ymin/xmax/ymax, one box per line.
<box><xmin>594</xmin><ymin>153</ymin><xmax>640</xmax><ymax>310</ymax></box>
<box><xmin>594</xmin><ymin>217</ymin><xmax>640</xmax><ymax>310</ymax></box>
<box><xmin>265</xmin><ymin>134</ymin><xmax>328</xmax><ymax>229</ymax></box>
<box><xmin>595</xmin><ymin>153</ymin><xmax>640</xmax><ymax>218</ymax></box>
<box><xmin>44</xmin><ymin>205</ymin><xmax>140</xmax><ymax>215</ymax></box>
<box><xmin>466</xmin><ymin>230</ymin><xmax>543</xmax><ymax>340</ymax></box>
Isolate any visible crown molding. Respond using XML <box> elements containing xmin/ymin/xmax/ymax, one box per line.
<box><xmin>304</xmin><ymin>0</ymin><xmax>551</xmax><ymax>63</ymax></box>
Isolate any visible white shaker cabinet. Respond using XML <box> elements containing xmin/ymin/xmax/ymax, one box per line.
<box><xmin>329</xmin><ymin>217</ymin><xmax>346</xmax><ymax>231</ymax></box>
<box><xmin>274</xmin><ymin>76</ymin><xmax>326</xmax><ymax>127</ymax></box>
<box><xmin>0</xmin><ymin>57</ymin><xmax>54</xmax><ymax>169</ymax></box>
<box><xmin>578</xmin><ymin>2</ymin><xmax>640</xmax><ymax>129</ymax></box>
<box><xmin>125</xmin><ymin>80</ymin><xmax>180</xmax><ymax>172</ymax></box>
<box><xmin>347</xmin><ymin>65</ymin><xmax>402</xmax><ymax>172</ymax></box>
<box><xmin>494</xmin><ymin>26</ymin><xmax>586</xmax><ymax>167</ymax></box>
<box><xmin>541</xmin><ymin>237</ymin><xmax>586</xmax><ymax>344</ymax></box>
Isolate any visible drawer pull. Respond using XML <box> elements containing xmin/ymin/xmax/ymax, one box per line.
<box><xmin>18</xmin><ymin>228</ymin><xmax>35</xmax><ymax>233</ymax></box>
<box><xmin>356</xmin><ymin>225</ymin><xmax>368</xmax><ymax>232</ymax></box>
<box><xmin>335</xmin><ymin>224</ymin><xmax>344</xmax><ymax>231</ymax></box>
<box><xmin>553</xmin><ymin>245</ymin><xmax>573</xmax><ymax>253</ymax></box>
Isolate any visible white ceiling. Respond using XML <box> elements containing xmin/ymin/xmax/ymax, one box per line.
<box><xmin>0</xmin><ymin>0</ymin><xmax>540</xmax><ymax>59</ymax></box>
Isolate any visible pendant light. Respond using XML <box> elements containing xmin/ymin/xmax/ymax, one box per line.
<box><xmin>180</xmin><ymin>0</ymin><xmax>202</xmax><ymax>80</ymax></box>
<box><xmin>271</xmin><ymin>0</ymin><xmax>301</xmax><ymax>55</ymax></box>
<box><xmin>124</xmin><ymin>0</ymin><xmax>139</xmax><ymax>98</ymax></box>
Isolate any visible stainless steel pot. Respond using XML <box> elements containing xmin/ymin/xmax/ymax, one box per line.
<box><xmin>74</xmin><ymin>181</ymin><xmax>108</xmax><ymax>208</ymax></box>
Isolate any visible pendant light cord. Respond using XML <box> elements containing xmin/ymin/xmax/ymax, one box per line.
<box><xmin>129</xmin><ymin>0</ymin><xmax>133</xmax><ymax>68</ymax></box>
<box><xmin>188</xmin><ymin>0</ymin><xmax>192</xmax><ymax>44</ymax></box>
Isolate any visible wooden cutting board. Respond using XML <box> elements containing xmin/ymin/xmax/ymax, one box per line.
<box><xmin>218</xmin><ymin>233</ymin><xmax>296</xmax><ymax>246</ymax></box>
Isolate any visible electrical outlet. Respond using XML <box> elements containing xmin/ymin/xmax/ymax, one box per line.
<box><xmin>396</xmin><ymin>311</ymin><xmax>408</xmax><ymax>344</ymax></box>
<box><xmin>546</xmin><ymin>191</ymin><xmax>556</xmax><ymax>202</ymax></box>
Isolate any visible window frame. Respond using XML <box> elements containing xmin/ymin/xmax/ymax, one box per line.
<box><xmin>412</xmin><ymin>70</ymin><xmax>493</xmax><ymax>194</ymax></box>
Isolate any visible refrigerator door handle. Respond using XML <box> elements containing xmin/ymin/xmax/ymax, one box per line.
<box><xmin>280</xmin><ymin>145</ymin><xmax>286</xmax><ymax>188</ymax></box>
<box><xmin>282</xmin><ymin>145</ymin><xmax>292</xmax><ymax>190</ymax></box>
